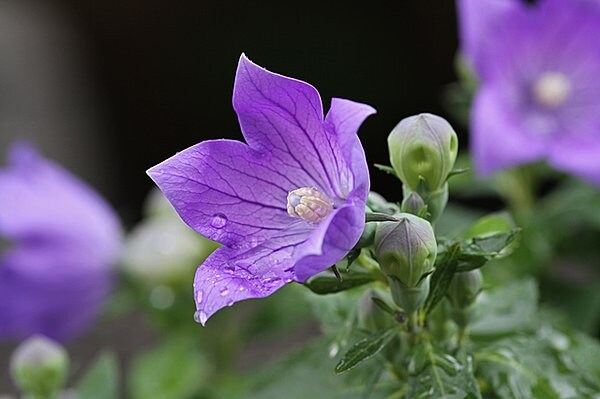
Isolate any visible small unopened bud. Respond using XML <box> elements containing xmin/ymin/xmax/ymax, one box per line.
<box><xmin>388</xmin><ymin>113</ymin><xmax>458</xmax><ymax>192</ymax></box>
<box><xmin>401</xmin><ymin>192</ymin><xmax>426</xmax><ymax>216</ymax></box>
<box><xmin>447</xmin><ymin>270</ymin><xmax>483</xmax><ymax>308</ymax></box>
<box><xmin>10</xmin><ymin>335</ymin><xmax>69</xmax><ymax>398</ymax></box>
<box><xmin>374</xmin><ymin>213</ymin><xmax>437</xmax><ymax>287</ymax></box>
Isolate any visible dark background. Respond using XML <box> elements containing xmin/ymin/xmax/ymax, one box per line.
<box><xmin>52</xmin><ymin>0</ymin><xmax>460</xmax><ymax>224</ymax></box>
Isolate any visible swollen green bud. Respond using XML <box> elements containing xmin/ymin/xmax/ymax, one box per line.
<box><xmin>388</xmin><ymin>113</ymin><xmax>458</xmax><ymax>192</ymax></box>
<box><xmin>10</xmin><ymin>335</ymin><xmax>69</xmax><ymax>398</ymax></box>
<box><xmin>447</xmin><ymin>270</ymin><xmax>483</xmax><ymax>308</ymax></box>
<box><xmin>401</xmin><ymin>192</ymin><xmax>426</xmax><ymax>216</ymax></box>
<box><xmin>374</xmin><ymin>213</ymin><xmax>437</xmax><ymax>287</ymax></box>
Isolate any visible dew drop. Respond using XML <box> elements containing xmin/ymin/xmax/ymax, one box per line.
<box><xmin>196</xmin><ymin>290</ymin><xmax>203</xmax><ymax>304</ymax></box>
<box><xmin>226</xmin><ymin>299</ymin><xmax>234</xmax><ymax>307</ymax></box>
<box><xmin>219</xmin><ymin>287</ymin><xmax>229</xmax><ymax>296</ymax></box>
<box><xmin>193</xmin><ymin>310</ymin><xmax>208</xmax><ymax>325</ymax></box>
<box><xmin>211</xmin><ymin>214</ymin><xmax>228</xmax><ymax>229</ymax></box>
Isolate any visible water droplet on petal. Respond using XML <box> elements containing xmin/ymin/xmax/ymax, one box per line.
<box><xmin>211</xmin><ymin>214</ymin><xmax>228</xmax><ymax>228</ymax></box>
<box><xmin>193</xmin><ymin>310</ymin><xmax>208</xmax><ymax>325</ymax></box>
<box><xmin>219</xmin><ymin>287</ymin><xmax>229</xmax><ymax>296</ymax></box>
<box><xmin>226</xmin><ymin>299</ymin><xmax>234</xmax><ymax>307</ymax></box>
<box><xmin>196</xmin><ymin>290</ymin><xmax>203</xmax><ymax>304</ymax></box>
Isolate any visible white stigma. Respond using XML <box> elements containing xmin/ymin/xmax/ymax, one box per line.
<box><xmin>533</xmin><ymin>72</ymin><xmax>571</xmax><ymax>109</ymax></box>
<box><xmin>287</xmin><ymin>187</ymin><xmax>334</xmax><ymax>223</ymax></box>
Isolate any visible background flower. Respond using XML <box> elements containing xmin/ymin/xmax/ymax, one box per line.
<box><xmin>148</xmin><ymin>55</ymin><xmax>375</xmax><ymax>324</ymax></box>
<box><xmin>0</xmin><ymin>144</ymin><xmax>122</xmax><ymax>341</ymax></box>
<box><xmin>458</xmin><ymin>0</ymin><xmax>600</xmax><ymax>185</ymax></box>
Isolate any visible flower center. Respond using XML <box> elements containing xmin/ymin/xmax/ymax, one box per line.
<box><xmin>532</xmin><ymin>72</ymin><xmax>571</xmax><ymax>109</ymax></box>
<box><xmin>287</xmin><ymin>187</ymin><xmax>334</xmax><ymax>223</ymax></box>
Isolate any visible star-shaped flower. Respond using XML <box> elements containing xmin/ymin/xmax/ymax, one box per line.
<box><xmin>148</xmin><ymin>55</ymin><xmax>375</xmax><ymax>324</ymax></box>
<box><xmin>458</xmin><ymin>0</ymin><xmax>600</xmax><ymax>185</ymax></box>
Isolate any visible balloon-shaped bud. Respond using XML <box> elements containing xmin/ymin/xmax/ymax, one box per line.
<box><xmin>447</xmin><ymin>270</ymin><xmax>483</xmax><ymax>308</ymax></box>
<box><xmin>401</xmin><ymin>192</ymin><xmax>426</xmax><ymax>216</ymax></box>
<box><xmin>10</xmin><ymin>335</ymin><xmax>69</xmax><ymax>398</ymax></box>
<box><xmin>388</xmin><ymin>113</ymin><xmax>458</xmax><ymax>192</ymax></box>
<box><xmin>374</xmin><ymin>213</ymin><xmax>437</xmax><ymax>288</ymax></box>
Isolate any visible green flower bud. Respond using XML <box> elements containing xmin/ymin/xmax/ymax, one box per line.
<box><xmin>388</xmin><ymin>274</ymin><xmax>431</xmax><ymax>313</ymax></box>
<box><xmin>447</xmin><ymin>270</ymin><xmax>483</xmax><ymax>308</ymax></box>
<box><xmin>388</xmin><ymin>113</ymin><xmax>458</xmax><ymax>192</ymax></box>
<box><xmin>374</xmin><ymin>213</ymin><xmax>437</xmax><ymax>287</ymax></box>
<box><xmin>401</xmin><ymin>192</ymin><xmax>426</xmax><ymax>216</ymax></box>
<box><xmin>10</xmin><ymin>335</ymin><xmax>69</xmax><ymax>398</ymax></box>
<box><xmin>403</xmin><ymin>184</ymin><xmax>449</xmax><ymax>223</ymax></box>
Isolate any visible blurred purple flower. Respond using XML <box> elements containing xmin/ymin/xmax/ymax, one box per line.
<box><xmin>0</xmin><ymin>144</ymin><xmax>122</xmax><ymax>341</ymax></box>
<box><xmin>148</xmin><ymin>55</ymin><xmax>375</xmax><ymax>324</ymax></box>
<box><xmin>458</xmin><ymin>0</ymin><xmax>600</xmax><ymax>184</ymax></box>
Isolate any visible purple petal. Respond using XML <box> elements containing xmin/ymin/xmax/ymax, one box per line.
<box><xmin>0</xmin><ymin>143</ymin><xmax>122</xmax><ymax>262</ymax></box>
<box><xmin>324</xmin><ymin>98</ymin><xmax>376</xmax><ymax>202</ymax></box>
<box><xmin>233</xmin><ymin>55</ymin><xmax>349</xmax><ymax>199</ymax></box>
<box><xmin>0</xmin><ymin>246</ymin><xmax>111</xmax><ymax>341</ymax></box>
<box><xmin>549</xmin><ymin>138</ymin><xmax>600</xmax><ymax>185</ymax></box>
<box><xmin>293</xmin><ymin>203</ymin><xmax>365</xmax><ymax>282</ymax></box>
<box><xmin>456</xmin><ymin>0</ymin><xmax>522</xmax><ymax>75</ymax></box>
<box><xmin>0</xmin><ymin>143</ymin><xmax>121</xmax><ymax>340</ymax></box>
<box><xmin>193</xmin><ymin>227</ymin><xmax>310</xmax><ymax>324</ymax></box>
<box><xmin>148</xmin><ymin>139</ymin><xmax>303</xmax><ymax>249</ymax></box>
<box><xmin>472</xmin><ymin>87</ymin><xmax>548</xmax><ymax>175</ymax></box>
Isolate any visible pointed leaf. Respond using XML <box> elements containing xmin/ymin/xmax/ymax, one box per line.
<box><xmin>424</xmin><ymin>243</ymin><xmax>461</xmax><ymax>315</ymax></box>
<box><xmin>374</xmin><ymin>164</ymin><xmax>397</xmax><ymax>177</ymax></box>
<box><xmin>335</xmin><ymin>328</ymin><xmax>397</xmax><ymax>374</ymax></box>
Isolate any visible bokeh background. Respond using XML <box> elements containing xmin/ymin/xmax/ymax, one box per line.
<box><xmin>0</xmin><ymin>0</ymin><xmax>460</xmax><ymax>224</ymax></box>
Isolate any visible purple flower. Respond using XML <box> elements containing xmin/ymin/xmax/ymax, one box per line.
<box><xmin>147</xmin><ymin>55</ymin><xmax>375</xmax><ymax>324</ymax></box>
<box><xmin>0</xmin><ymin>144</ymin><xmax>122</xmax><ymax>341</ymax></box>
<box><xmin>457</xmin><ymin>0</ymin><xmax>600</xmax><ymax>185</ymax></box>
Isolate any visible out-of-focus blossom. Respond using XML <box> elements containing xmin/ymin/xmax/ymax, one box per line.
<box><xmin>0</xmin><ymin>144</ymin><xmax>122</xmax><ymax>341</ymax></box>
<box><xmin>457</xmin><ymin>0</ymin><xmax>600</xmax><ymax>185</ymax></box>
<box><xmin>121</xmin><ymin>189</ymin><xmax>218</xmax><ymax>286</ymax></box>
<box><xmin>148</xmin><ymin>55</ymin><xmax>375</xmax><ymax>324</ymax></box>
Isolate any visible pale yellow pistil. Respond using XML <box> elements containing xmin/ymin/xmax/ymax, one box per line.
<box><xmin>287</xmin><ymin>187</ymin><xmax>334</xmax><ymax>223</ymax></box>
<box><xmin>533</xmin><ymin>72</ymin><xmax>571</xmax><ymax>109</ymax></box>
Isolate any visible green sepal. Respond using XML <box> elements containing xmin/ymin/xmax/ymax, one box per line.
<box><xmin>305</xmin><ymin>273</ymin><xmax>376</xmax><ymax>295</ymax></box>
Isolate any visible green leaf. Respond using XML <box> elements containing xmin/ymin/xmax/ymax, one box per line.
<box><xmin>463</xmin><ymin>213</ymin><xmax>514</xmax><ymax>239</ymax></box>
<box><xmin>408</xmin><ymin>339</ymin><xmax>481</xmax><ymax>399</ymax></box>
<box><xmin>470</xmin><ymin>279</ymin><xmax>538</xmax><ymax>336</ymax></box>
<box><xmin>424</xmin><ymin>243</ymin><xmax>461</xmax><ymax>315</ymax></box>
<box><xmin>244</xmin><ymin>339</ymin><xmax>396</xmax><ymax>399</ymax></box>
<box><xmin>305</xmin><ymin>273</ymin><xmax>376</xmax><ymax>295</ymax></box>
<box><xmin>437</xmin><ymin>229</ymin><xmax>521</xmax><ymax>273</ymax></box>
<box><xmin>75</xmin><ymin>352</ymin><xmax>119</xmax><ymax>399</ymax></box>
<box><xmin>446</xmin><ymin>168</ymin><xmax>470</xmax><ymax>181</ymax></box>
<box><xmin>365</xmin><ymin>212</ymin><xmax>401</xmax><ymax>223</ymax></box>
<box><xmin>335</xmin><ymin>328</ymin><xmax>397</xmax><ymax>374</ymax></box>
<box><xmin>128</xmin><ymin>336</ymin><xmax>206</xmax><ymax>399</ymax></box>
<box><xmin>474</xmin><ymin>329</ymin><xmax>600</xmax><ymax>399</ymax></box>
<box><xmin>373</xmin><ymin>164</ymin><xmax>397</xmax><ymax>177</ymax></box>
